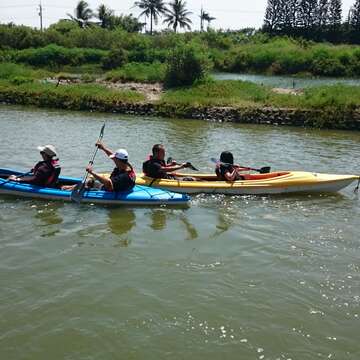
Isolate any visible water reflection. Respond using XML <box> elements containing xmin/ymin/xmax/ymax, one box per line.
<box><xmin>150</xmin><ymin>209</ymin><xmax>167</xmax><ymax>231</ymax></box>
<box><xmin>180</xmin><ymin>213</ymin><xmax>198</xmax><ymax>240</ymax></box>
<box><xmin>211</xmin><ymin>198</ymin><xmax>238</xmax><ymax>238</ymax></box>
<box><xmin>34</xmin><ymin>202</ymin><xmax>63</xmax><ymax>237</ymax></box>
<box><xmin>108</xmin><ymin>208</ymin><xmax>136</xmax><ymax>238</ymax></box>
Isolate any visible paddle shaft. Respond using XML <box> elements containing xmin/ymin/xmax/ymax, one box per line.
<box><xmin>0</xmin><ymin>171</ymin><xmax>32</xmax><ymax>186</ymax></box>
<box><xmin>71</xmin><ymin>123</ymin><xmax>105</xmax><ymax>202</ymax></box>
<box><xmin>210</xmin><ymin>158</ymin><xmax>269</xmax><ymax>173</ymax></box>
<box><xmin>83</xmin><ymin>123</ymin><xmax>105</xmax><ymax>182</ymax></box>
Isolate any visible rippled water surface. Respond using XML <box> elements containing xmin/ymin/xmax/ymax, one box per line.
<box><xmin>0</xmin><ymin>105</ymin><xmax>360</xmax><ymax>360</ymax></box>
<box><xmin>213</xmin><ymin>72</ymin><xmax>360</xmax><ymax>89</ymax></box>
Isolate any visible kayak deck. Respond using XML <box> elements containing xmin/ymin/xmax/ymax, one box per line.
<box><xmin>136</xmin><ymin>171</ymin><xmax>359</xmax><ymax>195</ymax></box>
<box><xmin>0</xmin><ymin>168</ymin><xmax>190</xmax><ymax>206</ymax></box>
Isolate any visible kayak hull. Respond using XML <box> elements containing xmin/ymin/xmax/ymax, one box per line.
<box><xmin>0</xmin><ymin>168</ymin><xmax>190</xmax><ymax>206</ymax></box>
<box><xmin>136</xmin><ymin>171</ymin><xmax>359</xmax><ymax>195</ymax></box>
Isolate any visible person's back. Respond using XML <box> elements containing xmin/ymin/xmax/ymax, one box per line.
<box><xmin>32</xmin><ymin>158</ymin><xmax>61</xmax><ymax>187</ymax></box>
<box><xmin>215</xmin><ymin>151</ymin><xmax>243</xmax><ymax>181</ymax></box>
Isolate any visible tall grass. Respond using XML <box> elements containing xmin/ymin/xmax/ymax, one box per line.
<box><xmin>105</xmin><ymin>62</ymin><xmax>166</xmax><ymax>83</ymax></box>
<box><xmin>160</xmin><ymin>79</ymin><xmax>360</xmax><ymax>109</ymax></box>
<box><xmin>0</xmin><ymin>80</ymin><xmax>145</xmax><ymax>108</ymax></box>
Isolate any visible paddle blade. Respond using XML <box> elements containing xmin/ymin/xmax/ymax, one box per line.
<box><xmin>188</xmin><ymin>163</ymin><xmax>199</xmax><ymax>171</ymax></box>
<box><xmin>70</xmin><ymin>183</ymin><xmax>86</xmax><ymax>204</ymax></box>
<box><xmin>259</xmin><ymin>167</ymin><xmax>271</xmax><ymax>174</ymax></box>
<box><xmin>99</xmin><ymin>122</ymin><xmax>106</xmax><ymax>138</ymax></box>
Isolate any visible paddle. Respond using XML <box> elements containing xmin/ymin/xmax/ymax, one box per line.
<box><xmin>70</xmin><ymin>122</ymin><xmax>105</xmax><ymax>203</ymax></box>
<box><xmin>167</xmin><ymin>157</ymin><xmax>199</xmax><ymax>171</ymax></box>
<box><xmin>210</xmin><ymin>158</ymin><xmax>271</xmax><ymax>174</ymax></box>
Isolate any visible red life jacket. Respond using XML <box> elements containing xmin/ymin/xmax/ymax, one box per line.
<box><xmin>45</xmin><ymin>159</ymin><xmax>61</xmax><ymax>187</ymax></box>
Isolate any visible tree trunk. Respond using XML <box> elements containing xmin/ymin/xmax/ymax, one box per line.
<box><xmin>150</xmin><ymin>9</ymin><xmax>153</xmax><ymax>35</ymax></box>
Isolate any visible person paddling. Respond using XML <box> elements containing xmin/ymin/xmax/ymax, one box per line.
<box><xmin>142</xmin><ymin>144</ymin><xmax>191</xmax><ymax>179</ymax></box>
<box><xmin>85</xmin><ymin>141</ymin><xmax>135</xmax><ymax>192</ymax></box>
<box><xmin>9</xmin><ymin>144</ymin><xmax>61</xmax><ymax>187</ymax></box>
<box><xmin>215</xmin><ymin>151</ymin><xmax>248</xmax><ymax>181</ymax></box>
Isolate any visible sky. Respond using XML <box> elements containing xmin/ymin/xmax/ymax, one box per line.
<box><xmin>0</xmin><ymin>0</ymin><xmax>356</xmax><ymax>31</ymax></box>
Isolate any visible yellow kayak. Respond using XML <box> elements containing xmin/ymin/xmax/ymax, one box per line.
<box><xmin>136</xmin><ymin>171</ymin><xmax>359</xmax><ymax>195</ymax></box>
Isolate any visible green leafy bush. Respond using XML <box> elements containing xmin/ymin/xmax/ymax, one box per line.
<box><xmin>101</xmin><ymin>47</ymin><xmax>128</xmax><ymax>70</ymax></box>
<box><xmin>164</xmin><ymin>44</ymin><xmax>210</xmax><ymax>88</ymax></box>
<box><xmin>13</xmin><ymin>45</ymin><xmax>107</xmax><ymax>67</ymax></box>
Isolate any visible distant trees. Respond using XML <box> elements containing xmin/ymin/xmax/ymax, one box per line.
<box><xmin>163</xmin><ymin>0</ymin><xmax>192</xmax><ymax>32</ymax></box>
<box><xmin>348</xmin><ymin>0</ymin><xmax>360</xmax><ymax>42</ymax></box>
<box><xmin>262</xmin><ymin>0</ymin><xmax>360</xmax><ymax>43</ymax></box>
<box><xmin>199</xmin><ymin>9</ymin><xmax>216</xmax><ymax>31</ymax></box>
<box><xmin>67</xmin><ymin>0</ymin><xmax>93</xmax><ymax>28</ymax></box>
<box><xmin>97</xmin><ymin>4</ymin><xmax>114</xmax><ymax>29</ymax></box>
<box><xmin>134</xmin><ymin>0</ymin><xmax>168</xmax><ymax>35</ymax></box>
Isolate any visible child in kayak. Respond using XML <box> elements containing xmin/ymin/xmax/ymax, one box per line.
<box><xmin>8</xmin><ymin>144</ymin><xmax>61</xmax><ymax>187</ymax></box>
<box><xmin>215</xmin><ymin>151</ymin><xmax>248</xmax><ymax>181</ymax></box>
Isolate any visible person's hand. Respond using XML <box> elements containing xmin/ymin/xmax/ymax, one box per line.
<box><xmin>96</xmin><ymin>141</ymin><xmax>104</xmax><ymax>149</ymax></box>
<box><xmin>86</xmin><ymin>165</ymin><xmax>93</xmax><ymax>174</ymax></box>
<box><xmin>8</xmin><ymin>175</ymin><xmax>18</xmax><ymax>181</ymax></box>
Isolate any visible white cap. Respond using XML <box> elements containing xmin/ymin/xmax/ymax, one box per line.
<box><xmin>110</xmin><ymin>148</ymin><xmax>128</xmax><ymax>161</ymax></box>
<box><xmin>37</xmin><ymin>144</ymin><xmax>57</xmax><ymax>157</ymax></box>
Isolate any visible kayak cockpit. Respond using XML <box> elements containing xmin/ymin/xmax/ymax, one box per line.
<box><xmin>173</xmin><ymin>171</ymin><xmax>291</xmax><ymax>182</ymax></box>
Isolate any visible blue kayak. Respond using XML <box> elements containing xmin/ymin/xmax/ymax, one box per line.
<box><xmin>0</xmin><ymin>168</ymin><xmax>190</xmax><ymax>206</ymax></box>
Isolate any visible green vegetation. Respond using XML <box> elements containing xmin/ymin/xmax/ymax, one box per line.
<box><xmin>105</xmin><ymin>62</ymin><xmax>166</xmax><ymax>83</ymax></box>
<box><xmin>0</xmin><ymin>62</ymin><xmax>50</xmax><ymax>82</ymax></box>
<box><xmin>0</xmin><ymin>80</ymin><xmax>145</xmax><ymax>108</ymax></box>
<box><xmin>164</xmin><ymin>43</ymin><xmax>209</xmax><ymax>87</ymax></box>
<box><xmin>161</xmin><ymin>80</ymin><xmax>360</xmax><ymax>110</ymax></box>
<box><xmin>2</xmin><ymin>22</ymin><xmax>360</xmax><ymax>78</ymax></box>
<box><xmin>2</xmin><ymin>45</ymin><xmax>107</xmax><ymax>68</ymax></box>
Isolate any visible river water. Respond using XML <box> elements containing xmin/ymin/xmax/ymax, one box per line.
<box><xmin>213</xmin><ymin>73</ymin><xmax>360</xmax><ymax>89</ymax></box>
<box><xmin>0</xmin><ymin>105</ymin><xmax>359</xmax><ymax>360</ymax></box>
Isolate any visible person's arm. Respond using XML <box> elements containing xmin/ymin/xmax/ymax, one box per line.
<box><xmin>161</xmin><ymin>163</ymin><xmax>187</xmax><ymax>173</ymax></box>
<box><xmin>17</xmin><ymin>165</ymin><xmax>49</xmax><ymax>184</ymax></box>
<box><xmin>96</xmin><ymin>141</ymin><xmax>114</xmax><ymax>158</ymax></box>
<box><xmin>86</xmin><ymin>165</ymin><xmax>113</xmax><ymax>191</ymax></box>
<box><xmin>224</xmin><ymin>168</ymin><xmax>238</xmax><ymax>181</ymax></box>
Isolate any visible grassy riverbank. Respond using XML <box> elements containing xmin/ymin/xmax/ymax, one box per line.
<box><xmin>161</xmin><ymin>80</ymin><xmax>360</xmax><ymax>110</ymax></box>
<box><xmin>1</xmin><ymin>62</ymin><xmax>360</xmax><ymax>129</ymax></box>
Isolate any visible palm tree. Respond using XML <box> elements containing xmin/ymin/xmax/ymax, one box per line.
<box><xmin>199</xmin><ymin>8</ymin><xmax>215</xmax><ymax>31</ymax></box>
<box><xmin>163</xmin><ymin>0</ymin><xmax>192</xmax><ymax>32</ymax></box>
<box><xmin>67</xmin><ymin>0</ymin><xmax>93</xmax><ymax>28</ymax></box>
<box><xmin>97</xmin><ymin>4</ymin><xmax>114</xmax><ymax>28</ymax></box>
<box><xmin>134</xmin><ymin>0</ymin><xmax>167</xmax><ymax>35</ymax></box>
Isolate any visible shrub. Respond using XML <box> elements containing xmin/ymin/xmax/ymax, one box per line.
<box><xmin>101</xmin><ymin>47</ymin><xmax>128</xmax><ymax>70</ymax></box>
<box><xmin>10</xmin><ymin>76</ymin><xmax>33</xmax><ymax>85</ymax></box>
<box><xmin>13</xmin><ymin>45</ymin><xmax>107</xmax><ymax>67</ymax></box>
<box><xmin>164</xmin><ymin>44</ymin><xmax>210</xmax><ymax>88</ymax></box>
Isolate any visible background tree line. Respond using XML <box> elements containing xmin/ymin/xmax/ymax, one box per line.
<box><xmin>65</xmin><ymin>0</ymin><xmax>215</xmax><ymax>35</ymax></box>
<box><xmin>264</xmin><ymin>0</ymin><xmax>360</xmax><ymax>43</ymax></box>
